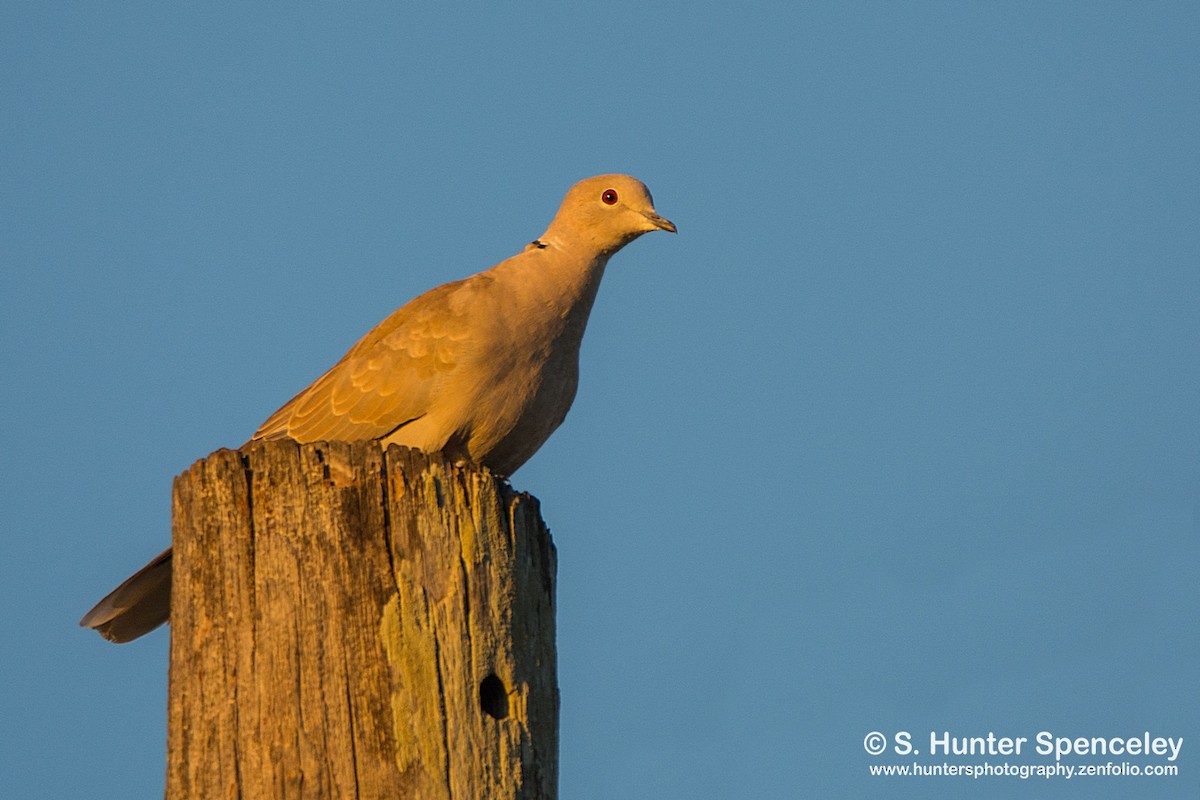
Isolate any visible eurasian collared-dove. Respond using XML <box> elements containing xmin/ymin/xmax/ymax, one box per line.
<box><xmin>81</xmin><ymin>174</ymin><xmax>675</xmax><ymax>643</ymax></box>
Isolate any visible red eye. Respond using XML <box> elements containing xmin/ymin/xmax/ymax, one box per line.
<box><xmin>601</xmin><ymin>189</ymin><xmax>618</xmax><ymax>205</ymax></box>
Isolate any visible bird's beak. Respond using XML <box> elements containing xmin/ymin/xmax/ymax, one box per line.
<box><xmin>641</xmin><ymin>210</ymin><xmax>677</xmax><ymax>234</ymax></box>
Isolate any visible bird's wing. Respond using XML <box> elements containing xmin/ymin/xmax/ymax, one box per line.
<box><xmin>252</xmin><ymin>277</ymin><xmax>475</xmax><ymax>443</ymax></box>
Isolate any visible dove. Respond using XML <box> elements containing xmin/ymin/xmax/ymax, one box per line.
<box><xmin>81</xmin><ymin>174</ymin><xmax>675</xmax><ymax>643</ymax></box>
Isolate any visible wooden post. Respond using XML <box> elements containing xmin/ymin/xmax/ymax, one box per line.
<box><xmin>166</xmin><ymin>440</ymin><xmax>558</xmax><ymax>799</ymax></box>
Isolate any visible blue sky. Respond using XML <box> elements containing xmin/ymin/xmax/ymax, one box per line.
<box><xmin>2</xmin><ymin>4</ymin><xmax>1197</xmax><ymax>798</ymax></box>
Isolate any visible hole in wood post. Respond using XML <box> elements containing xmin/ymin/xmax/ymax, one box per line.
<box><xmin>479</xmin><ymin>673</ymin><xmax>509</xmax><ymax>720</ymax></box>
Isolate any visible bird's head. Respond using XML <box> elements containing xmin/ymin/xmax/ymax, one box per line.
<box><xmin>547</xmin><ymin>174</ymin><xmax>676</xmax><ymax>254</ymax></box>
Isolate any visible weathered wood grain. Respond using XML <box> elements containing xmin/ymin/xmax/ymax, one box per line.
<box><xmin>166</xmin><ymin>440</ymin><xmax>558</xmax><ymax>799</ymax></box>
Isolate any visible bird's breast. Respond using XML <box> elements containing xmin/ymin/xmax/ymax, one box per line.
<box><xmin>456</xmin><ymin>323</ymin><xmax>583</xmax><ymax>475</ymax></box>
<box><xmin>424</xmin><ymin>251</ymin><xmax>605</xmax><ymax>476</ymax></box>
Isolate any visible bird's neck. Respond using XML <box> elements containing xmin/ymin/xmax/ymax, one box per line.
<box><xmin>505</xmin><ymin>234</ymin><xmax>611</xmax><ymax>333</ymax></box>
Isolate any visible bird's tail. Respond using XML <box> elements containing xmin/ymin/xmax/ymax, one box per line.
<box><xmin>79</xmin><ymin>547</ymin><xmax>173</xmax><ymax>643</ymax></box>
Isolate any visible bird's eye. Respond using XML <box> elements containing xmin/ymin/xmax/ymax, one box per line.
<box><xmin>601</xmin><ymin>189</ymin><xmax>618</xmax><ymax>205</ymax></box>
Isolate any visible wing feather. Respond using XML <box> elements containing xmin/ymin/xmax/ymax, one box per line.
<box><xmin>252</xmin><ymin>278</ymin><xmax>473</xmax><ymax>444</ymax></box>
